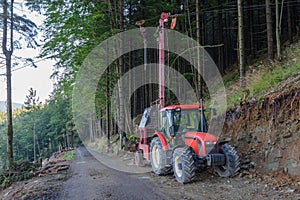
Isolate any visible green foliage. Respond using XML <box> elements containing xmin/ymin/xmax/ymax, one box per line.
<box><xmin>183</xmin><ymin>72</ymin><xmax>196</xmax><ymax>81</ymax></box>
<box><xmin>224</xmin><ymin>72</ymin><xmax>239</xmax><ymax>88</ymax></box>
<box><xmin>0</xmin><ymin>112</ymin><xmax>6</xmax><ymax>125</ymax></box>
<box><xmin>0</xmin><ymin>161</ymin><xmax>34</xmax><ymax>189</ymax></box>
<box><xmin>226</xmin><ymin>42</ymin><xmax>300</xmax><ymax>106</ymax></box>
<box><xmin>0</xmin><ymin>93</ymin><xmax>78</xmax><ymax>168</ymax></box>
<box><xmin>24</xmin><ymin>88</ymin><xmax>41</xmax><ymax>110</ymax></box>
<box><xmin>227</xmin><ymin>90</ymin><xmax>243</xmax><ymax>106</ymax></box>
<box><xmin>61</xmin><ymin>150</ymin><xmax>74</xmax><ymax>161</ymax></box>
<box><xmin>251</xmin><ymin>60</ymin><xmax>300</xmax><ymax>96</ymax></box>
<box><xmin>126</xmin><ymin>134</ymin><xmax>137</xmax><ymax>144</ymax></box>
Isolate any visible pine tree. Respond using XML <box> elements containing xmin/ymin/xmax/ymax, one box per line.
<box><xmin>2</xmin><ymin>0</ymin><xmax>14</xmax><ymax>170</ymax></box>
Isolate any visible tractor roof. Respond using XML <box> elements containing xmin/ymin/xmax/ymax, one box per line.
<box><xmin>160</xmin><ymin>104</ymin><xmax>203</xmax><ymax>111</ymax></box>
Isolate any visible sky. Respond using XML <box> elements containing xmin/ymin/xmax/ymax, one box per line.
<box><xmin>0</xmin><ymin>2</ymin><xmax>54</xmax><ymax>104</ymax></box>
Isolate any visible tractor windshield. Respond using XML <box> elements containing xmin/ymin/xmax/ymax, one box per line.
<box><xmin>173</xmin><ymin>108</ymin><xmax>207</xmax><ymax>133</ymax></box>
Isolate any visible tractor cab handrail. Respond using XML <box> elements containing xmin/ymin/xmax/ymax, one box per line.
<box><xmin>160</xmin><ymin>104</ymin><xmax>203</xmax><ymax>112</ymax></box>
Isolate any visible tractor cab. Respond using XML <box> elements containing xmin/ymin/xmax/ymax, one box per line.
<box><xmin>159</xmin><ymin>104</ymin><xmax>219</xmax><ymax>156</ymax></box>
<box><xmin>160</xmin><ymin>104</ymin><xmax>208</xmax><ymax>139</ymax></box>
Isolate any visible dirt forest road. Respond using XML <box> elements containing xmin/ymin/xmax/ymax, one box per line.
<box><xmin>58</xmin><ymin>146</ymin><xmax>300</xmax><ymax>200</ymax></box>
<box><xmin>58</xmin><ymin>146</ymin><xmax>173</xmax><ymax>200</ymax></box>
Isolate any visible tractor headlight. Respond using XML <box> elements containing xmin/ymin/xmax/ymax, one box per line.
<box><xmin>205</xmin><ymin>141</ymin><xmax>218</xmax><ymax>154</ymax></box>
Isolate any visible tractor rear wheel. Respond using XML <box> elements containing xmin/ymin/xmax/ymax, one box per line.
<box><xmin>150</xmin><ymin>137</ymin><xmax>170</xmax><ymax>175</ymax></box>
<box><xmin>216</xmin><ymin>144</ymin><xmax>240</xmax><ymax>177</ymax></box>
<box><xmin>173</xmin><ymin>147</ymin><xmax>196</xmax><ymax>183</ymax></box>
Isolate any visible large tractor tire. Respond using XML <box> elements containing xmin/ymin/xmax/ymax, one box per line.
<box><xmin>216</xmin><ymin>144</ymin><xmax>240</xmax><ymax>177</ymax></box>
<box><xmin>150</xmin><ymin>137</ymin><xmax>170</xmax><ymax>175</ymax></box>
<box><xmin>173</xmin><ymin>147</ymin><xmax>196</xmax><ymax>183</ymax></box>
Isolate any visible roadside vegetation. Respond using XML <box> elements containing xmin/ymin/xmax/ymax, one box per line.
<box><xmin>0</xmin><ymin>94</ymin><xmax>78</xmax><ymax>170</ymax></box>
<box><xmin>0</xmin><ymin>161</ymin><xmax>34</xmax><ymax>189</ymax></box>
<box><xmin>61</xmin><ymin>150</ymin><xmax>74</xmax><ymax>161</ymax></box>
<box><xmin>226</xmin><ymin>40</ymin><xmax>300</xmax><ymax>106</ymax></box>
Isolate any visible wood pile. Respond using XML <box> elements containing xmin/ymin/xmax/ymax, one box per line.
<box><xmin>33</xmin><ymin>150</ymin><xmax>71</xmax><ymax>177</ymax></box>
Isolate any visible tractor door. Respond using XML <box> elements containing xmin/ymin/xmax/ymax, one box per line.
<box><xmin>160</xmin><ymin>110</ymin><xmax>175</xmax><ymax>138</ymax></box>
<box><xmin>160</xmin><ymin>108</ymin><xmax>184</xmax><ymax>138</ymax></box>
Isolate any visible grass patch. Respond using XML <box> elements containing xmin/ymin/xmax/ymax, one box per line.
<box><xmin>224</xmin><ymin>72</ymin><xmax>239</xmax><ymax>88</ymax></box>
<box><xmin>251</xmin><ymin>60</ymin><xmax>300</xmax><ymax>97</ymax></box>
<box><xmin>227</xmin><ymin>90</ymin><xmax>243</xmax><ymax>106</ymax></box>
<box><xmin>226</xmin><ymin>41</ymin><xmax>300</xmax><ymax>106</ymax></box>
<box><xmin>62</xmin><ymin>150</ymin><xmax>74</xmax><ymax>160</ymax></box>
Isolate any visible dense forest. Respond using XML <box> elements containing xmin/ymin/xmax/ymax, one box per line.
<box><xmin>0</xmin><ymin>91</ymin><xmax>79</xmax><ymax>169</ymax></box>
<box><xmin>1</xmin><ymin>0</ymin><xmax>300</xmax><ymax>169</ymax></box>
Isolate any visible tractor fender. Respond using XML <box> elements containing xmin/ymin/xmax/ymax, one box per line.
<box><xmin>218</xmin><ymin>141</ymin><xmax>229</xmax><ymax>146</ymax></box>
<box><xmin>173</xmin><ymin>144</ymin><xmax>187</xmax><ymax>150</ymax></box>
<box><xmin>172</xmin><ymin>145</ymin><xmax>195</xmax><ymax>156</ymax></box>
<box><xmin>152</xmin><ymin>132</ymin><xmax>169</xmax><ymax>151</ymax></box>
<box><xmin>218</xmin><ymin>137</ymin><xmax>232</xmax><ymax>146</ymax></box>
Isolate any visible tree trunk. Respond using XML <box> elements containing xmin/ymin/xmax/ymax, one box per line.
<box><xmin>33</xmin><ymin>118</ymin><xmax>36</xmax><ymax>162</ymax></box>
<box><xmin>249</xmin><ymin>0</ymin><xmax>255</xmax><ymax>57</ymax></box>
<box><xmin>2</xmin><ymin>0</ymin><xmax>14</xmax><ymax>170</ymax></box>
<box><xmin>238</xmin><ymin>0</ymin><xmax>245</xmax><ymax>88</ymax></box>
<box><xmin>118</xmin><ymin>0</ymin><xmax>125</xmax><ymax>151</ymax></box>
<box><xmin>89</xmin><ymin>115</ymin><xmax>94</xmax><ymax>143</ymax></box>
<box><xmin>218</xmin><ymin>0</ymin><xmax>224</xmax><ymax>74</ymax></box>
<box><xmin>275</xmin><ymin>0</ymin><xmax>281</xmax><ymax>59</ymax></box>
<box><xmin>106</xmin><ymin>66</ymin><xmax>110</xmax><ymax>151</ymax></box>
<box><xmin>287</xmin><ymin>1</ymin><xmax>293</xmax><ymax>43</ymax></box>
<box><xmin>196</xmin><ymin>0</ymin><xmax>202</xmax><ymax>98</ymax></box>
<box><xmin>266</xmin><ymin>0</ymin><xmax>274</xmax><ymax>63</ymax></box>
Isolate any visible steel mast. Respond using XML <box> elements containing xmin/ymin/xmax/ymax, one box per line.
<box><xmin>159</xmin><ymin>12</ymin><xmax>168</xmax><ymax>108</ymax></box>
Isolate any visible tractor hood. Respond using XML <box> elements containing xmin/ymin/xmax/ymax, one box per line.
<box><xmin>184</xmin><ymin>132</ymin><xmax>218</xmax><ymax>142</ymax></box>
<box><xmin>184</xmin><ymin>132</ymin><xmax>219</xmax><ymax>156</ymax></box>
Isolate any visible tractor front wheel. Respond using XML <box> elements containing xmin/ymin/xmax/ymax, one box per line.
<box><xmin>216</xmin><ymin>144</ymin><xmax>240</xmax><ymax>177</ymax></box>
<box><xmin>173</xmin><ymin>147</ymin><xmax>196</xmax><ymax>183</ymax></box>
<box><xmin>150</xmin><ymin>137</ymin><xmax>170</xmax><ymax>175</ymax></box>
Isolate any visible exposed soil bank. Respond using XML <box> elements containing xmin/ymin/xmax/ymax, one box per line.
<box><xmin>222</xmin><ymin>87</ymin><xmax>300</xmax><ymax>176</ymax></box>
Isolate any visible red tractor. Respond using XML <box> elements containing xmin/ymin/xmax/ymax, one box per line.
<box><xmin>134</xmin><ymin>13</ymin><xmax>240</xmax><ymax>183</ymax></box>
<box><xmin>135</xmin><ymin>102</ymin><xmax>240</xmax><ymax>183</ymax></box>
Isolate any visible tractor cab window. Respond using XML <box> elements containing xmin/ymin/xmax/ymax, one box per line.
<box><xmin>160</xmin><ymin>110</ymin><xmax>174</xmax><ymax>137</ymax></box>
<box><xmin>160</xmin><ymin>108</ymin><xmax>208</xmax><ymax>137</ymax></box>
<box><xmin>173</xmin><ymin>109</ymin><xmax>208</xmax><ymax>133</ymax></box>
